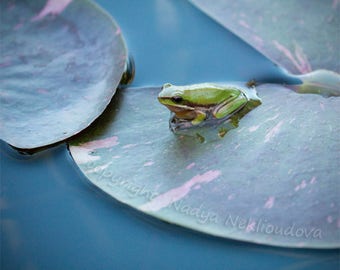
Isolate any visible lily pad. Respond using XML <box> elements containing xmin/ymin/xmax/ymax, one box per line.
<box><xmin>0</xmin><ymin>0</ymin><xmax>127</xmax><ymax>149</ymax></box>
<box><xmin>189</xmin><ymin>0</ymin><xmax>339</xmax><ymax>74</ymax></box>
<box><xmin>69</xmin><ymin>85</ymin><xmax>340</xmax><ymax>248</ymax></box>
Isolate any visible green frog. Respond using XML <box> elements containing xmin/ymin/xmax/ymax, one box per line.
<box><xmin>158</xmin><ymin>83</ymin><xmax>249</xmax><ymax>125</ymax></box>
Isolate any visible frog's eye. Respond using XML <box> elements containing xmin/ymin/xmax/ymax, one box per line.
<box><xmin>163</xmin><ymin>83</ymin><xmax>172</xmax><ymax>88</ymax></box>
<box><xmin>171</xmin><ymin>96</ymin><xmax>183</xmax><ymax>103</ymax></box>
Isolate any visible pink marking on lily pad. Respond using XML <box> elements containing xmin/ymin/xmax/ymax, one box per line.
<box><xmin>264</xmin><ymin>121</ymin><xmax>283</xmax><ymax>142</ymax></box>
<box><xmin>252</xmin><ymin>34</ymin><xmax>264</xmax><ymax>47</ymax></box>
<box><xmin>32</xmin><ymin>0</ymin><xmax>73</xmax><ymax>21</ymax></box>
<box><xmin>310</xmin><ymin>176</ymin><xmax>316</xmax><ymax>184</ymax></box>
<box><xmin>115</xmin><ymin>27</ymin><xmax>121</xmax><ymax>35</ymax></box>
<box><xmin>79</xmin><ymin>136</ymin><xmax>119</xmax><ymax>150</ymax></box>
<box><xmin>264</xmin><ymin>196</ymin><xmax>275</xmax><ymax>209</ymax></box>
<box><xmin>273</xmin><ymin>40</ymin><xmax>312</xmax><ymax>74</ymax></box>
<box><xmin>238</xmin><ymin>20</ymin><xmax>250</xmax><ymax>29</ymax></box>
<box><xmin>265</xmin><ymin>114</ymin><xmax>279</xmax><ymax>122</ymax></box>
<box><xmin>248</xmin><ymin>125</ymin><xmax>260</xmax><ymax>132</ymax></box>
<box><xmin>85</xmin><ymin>162</ymin><xmax>112</xmax><ymax>174</ymax></box>
<box><xmin>186</xmin><ymin>162</ymin><xmax>196</xmax><ymax>170</ymax></box>
<box><xmin>14</xmin><ymin>23</ymin><xmax>23</xmax><ymax>30</ymax></box>
<box><xmin>143</xmin><ymin>161</ymin><xmax>154</xmax><ymax>167</ymax></box>
<box><xmin>139</xmin><ymin>170</ymin><xmax>221</xmax><ymax>212</ymax></box>
<box><xmin>246</xmin><ymin>221</ymin><xmax>256</xmax><ymax>232</ymax></box>
<box><xmin>122</xmin><ymin>144</ymin><xmax>137</xmax><ymax>149</ymax></box>
<box><xmin>37</xmin><ymin>88</ymin><xmax>49</xmax><ymax>94</ymax></box>
<box><xmin>0</xmin><ymin>62</ymin><xmax>11</xmax><ymax>68</ymax></box>
<box><xmin>327</xmin><ymin>216</ymin><xmax>333</xmax><ymax>223</ymax></box>
<box><xmin>227</xmin><ymin>194</ymin><xmax>235</xmax><ymax>200</ymax></box>
<box><xmin>295</xmin><ymin>180</ymin><xmax>307</xmax><ymax>192</ymax></box>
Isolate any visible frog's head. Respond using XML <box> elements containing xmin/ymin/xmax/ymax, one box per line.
<box><xmin>158</xmin><ymin>83</ymin><xmax>186</xmax><ymax>107</ymax></box>
<box><xmin>158</xmin><ymin>83</ymin><xmax>196</xmax><ymax>120</ymax></box>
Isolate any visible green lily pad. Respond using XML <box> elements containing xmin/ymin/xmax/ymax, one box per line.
<box><xmin>189</xmin><ymin>1</ymin><xmax>340</xmax><ymax>99</ymax></box>
<box><xmin>0</xmin><ymin>0</ymin><xmax>127</xmax><ymax>149</ymax></box>
<box><xmin>189</xmin><ymin>0</ymin><xmax>339</xmax><ymax>74</ymax></box>
<box><xmin>69</xmin><ymin>85</ymin><xmax>340</xmax><ymax>248</ymax></box>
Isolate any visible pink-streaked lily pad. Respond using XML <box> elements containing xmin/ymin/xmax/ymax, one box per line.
<box><xmin>69</xmin><ymin>85</ymin><xmax>340</xmax><ymax>249</ymax></box>
<box><xmin>189</xmin><ymin>0</ymin><xmax>339</xmax><ymax>75</ymax></box>
<box><xmin>0</xmin><ymin>0</ymin><xmax>127</xmax><ymax>149</ymax></box>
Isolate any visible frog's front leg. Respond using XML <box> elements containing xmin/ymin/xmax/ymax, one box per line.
<box><xmin>191</xmin><ymin>110</ymin><xmax>206</xmax><ymax>125</ymax></box>
<box><xmin>173</xmin><ymin>109</ymin><xmax>206</xmax><ymax>125</ymax></box>
<box><xmin>213</xmin><ymin>94</ymin><xmax>248</xmax><ymax>119</ymax></box>
<box><xmin>170</xmin><ymin>111</ymin><xmax>205</xmax><ymax>131</ymax></box>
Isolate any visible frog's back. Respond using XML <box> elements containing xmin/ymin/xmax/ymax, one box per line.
<box><xmin>183</xmin><ymin>83</ymin><xmax>241</xmax><ymax>106</ymax></box>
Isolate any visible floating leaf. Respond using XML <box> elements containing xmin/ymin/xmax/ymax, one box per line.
<box><xmin>0</xmin><ymin>0</ymin><xmax>127</xmax><ymax>149</ymax></box>
<box><xmin>189</xmin><ymin>0</ymin><xmax>340</xmax><ymax>98</ymax></box>
<box><xmin>289</xmin><ymin>69</ymin><xmax>340</xmax><ymax>97</ymax></box>
<box><xmin>69</xmin><ymin>85</ymin><xmax>340</xmax><ymax>248</ymax></box>
<box><xmin>189</xmin><ymin>0</ymin><xmax>339</xmax><ymax>74</ymax></box>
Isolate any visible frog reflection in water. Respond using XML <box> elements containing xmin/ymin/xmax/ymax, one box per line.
<box><xmin>158</xmin><ymin>83</ymin><xmax>250</xmax><ymax>128</ymax></box>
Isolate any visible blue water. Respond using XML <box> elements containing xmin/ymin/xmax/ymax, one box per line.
<box><xmin>1</xmin><ymin>1</ymin><xmax>338</xmax><ymax>269</ymax></box>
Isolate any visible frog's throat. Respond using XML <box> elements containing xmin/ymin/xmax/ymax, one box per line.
<box><xmin>164</xmin><ymin>105</ymin><xmax>196</xmax><ymax>120</ymax></box>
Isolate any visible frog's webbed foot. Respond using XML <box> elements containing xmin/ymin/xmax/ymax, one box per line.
<box><xmin>169</xmin><ymin>113</ymin><xmax>192</xmax><ymax>132</ymax></box>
